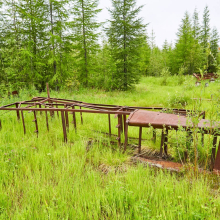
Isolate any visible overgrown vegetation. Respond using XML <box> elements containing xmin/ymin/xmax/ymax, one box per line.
<box><xmin>0</xmin><ymin>2</ymin><xmax>219</xmax><ymax>92</ymax></box>
<box><xmin>1</xmin><ymin>76</ymin><xmax>220</xmax><ymax>219</ymax></box>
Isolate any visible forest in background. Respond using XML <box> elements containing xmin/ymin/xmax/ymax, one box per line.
<box><xmin>0</xmin><ymin>0</ymin><xmax>219</xmax><ymax>92</ymax></box>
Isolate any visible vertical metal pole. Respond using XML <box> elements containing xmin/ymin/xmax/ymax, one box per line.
<box><xmin>39</xmin><ymin>104</ymin><xmax>42</xmax><ymax>115</ymax></box>
<box><xmin>120</xmin><ymin>115</ymin><xmax>123</xmax><ymax>133</ymax></box>
<box><xmin>21</xmin><ymin>111</ymin><xmax>26</xmax><ymax>135</ymax></box>
<box><xmin>56</xmin><ymin>103</ymin><xmax>59</xmax><ymax>117</ymax></box>
<box><xmin>124</xmin><ymin>122</ymin><xmax>128</xmax><ymax>152</ymax></box>
<box><xmin>64</xmin><ymin>105</ymin><xmax>69</xmax><ymax>132</ymax></box>
<box><xmin>15</xmin><ymin>103</ymin><xmax>20</xmax><ymax>120</ymax></box>
<box><xmin>211</xmin><ymin>134</ymin><xmax>217</xmax><ymax>170</ymax></box>
<box><xmin>138</xmin><ymin>126</ymin><xmax>142</xmax><ymax>154</ymax></box>
<box><xmin>61</xmin><ymin>111</ymin><xmax>67</xmax><ymax>142</ymax></box>
<box><xmin>160</xmin><ymin>130</ymin><xmax>165</xmax><ymax>157</ymax></box>
<box><xmin>33</xmin><ymin>110</ymin><xmax>38</xmax><ymax>138</ymax></box>
<box><xmin>45</xmin><ymin>106</ymin><xmax>49</xmax><ymax>131</ymax></box>
<box><xmin>72</xmin><ymin>106</ymin><xmax>77</xmax><ymax>132</ymax></box>
<box><xmin>80</xmin><ymin>106</ymin><xmax>83</xmax><ymax>124</ymax></box>
<box><xmin>123</xmin><ymin>114</ymin><xmax>126</xmax><ymax>135</ymax></box>
<box><xmin>164</xmin><ymin>129</ymin><xmax>168</xmax><ymax>156</ymax></box>
<box><xmin>117</xmin><ymin>116</ymin><xmax>121</xmax><ymax>147</ymax></box>
<box><xmin>108</xmin><ymin>114</ymin><xmax>111</xmax><ymax>136</ymax></box>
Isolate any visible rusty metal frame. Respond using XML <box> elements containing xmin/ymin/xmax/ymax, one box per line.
<box><xmin>0</xmin><ymin>83</ymin><xmax>219</xmax><ymax>171</ymax></box>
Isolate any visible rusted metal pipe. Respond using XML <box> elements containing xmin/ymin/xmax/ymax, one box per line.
<box><xmin>45</xmin><ymin>106</ymin><xmax>49</xmax><ymax>131</ymax></box>
<box><xmin>21</xmin><ymin>111</ymin><xmax>26</xmax><ymax>135</ymax></box>
<box><xmin>33</xmin><ymin>110</ymin><xmax>38</xmax><ymax>138</ymax></box>
<box><xmin>61</xmin><ymin>111</ymin><xmax>67</xmax><ymax>142</ymax></box>
<box><xmin>15</xmin><ymin>103</ymin><xmax>20</xmax><ymax>120</ymax></box>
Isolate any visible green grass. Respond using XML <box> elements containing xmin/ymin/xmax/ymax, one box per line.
<box><xmin>1</xmin><ymin>76</ymin><xmax>220</xmax><ymax>219</ymax></box>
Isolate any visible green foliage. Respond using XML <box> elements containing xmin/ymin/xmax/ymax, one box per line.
<box><xmin>106</xmin><ymin>0</ymin><xmax>147</xmax><ymax>90</ymax></box>
<box><xmin>70</xmin><ymin>0</ymin><xmax>101</xmax><ymax>87</ymax></box>
<box><xmin>178</xmin><ymin>66</ymin><xmax>186</xmax><ymax>85</ymax></box>
<box><xmin>0</xmin><ymin>79</ymin><xmax>220</xmax><ymax>218</ymax></box>
<box><xmin>160</xmin><ymin>67</ymin><xmax>170</xmax><ymax>85</ymax></box>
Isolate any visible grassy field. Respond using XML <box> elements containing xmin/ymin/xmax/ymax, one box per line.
<box><xmin>1</xmin><ymin>76</ymin><xmax>220</xmax><ymax>219</ymax></box>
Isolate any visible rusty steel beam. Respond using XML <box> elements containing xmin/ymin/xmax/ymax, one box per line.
<box><xmin>124</xmin><ymin>122</ymin><xmax>128</xmax><ymax>152</ymax></box>
<box><xmin>15</xmin><ymin>103</ymin><xmax>20</xmax><ymax>120</ymax></box>
<box><xmin>64</xmin><ymin>105</ymin><xmax>69</xmax><ymax>131</ymax></box>
<box><xmin>164</xmin><ymin>129</ymin><xmax>168</xmax><ymax>156</ymax></box>
<box><xmin>33</xmin><ymin>110</ymin><xmax>38</xmax><ymax>138</ymax></box>
<box><xmin>160</xmin><ymin>130</ymin><xmax>165</xmax><ymax>157</ymax></box>
<box><xmin>21</xmin><ymin>111</ymin><xmax>26</xmax><ymax>135</ymax></box>
<box><xmin>117</xmin><ymin>116</ymin><xmax>121</xmax><ymax>147</ymax></box>
<box><xmin>71</xmin><ymin>106</ymin><xmax>77</xmax><ymax>132</ymax></box>
<box><xmin>61</xmin><ymin>111</ymin><xmax>67</xmax><ymax>142</ymax></box>
<box><xmin>45</xmin><ymin>106</ymin><xmax>49</xmax><ymax>132</ymax></box>
<box><xmin>0</xmin><ymin>107</ymin><xmax>131</xmax><ymax>115</ymax></box>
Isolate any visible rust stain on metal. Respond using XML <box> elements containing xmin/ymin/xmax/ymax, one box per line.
<box><xmin>127</xmin><ymin>110</ymin><xmax>218</xmax><ymax>131</ymax></box>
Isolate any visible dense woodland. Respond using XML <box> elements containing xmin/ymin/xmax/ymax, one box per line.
<box><xmin>0</xmin><ymin>0</ymin><xmax>219</xmax><ymax>92</ymax></box>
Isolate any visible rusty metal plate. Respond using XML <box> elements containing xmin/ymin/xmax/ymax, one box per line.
<box><xmin>127</xmin><ymin>110</ymin><xmax>220</xmax><ymax>131</ymax></box>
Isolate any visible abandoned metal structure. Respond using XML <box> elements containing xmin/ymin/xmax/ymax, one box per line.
<box><xmin>0</xmin><ymin>84</ymin><xmax>220</xmax><ymax>171</ymax></box>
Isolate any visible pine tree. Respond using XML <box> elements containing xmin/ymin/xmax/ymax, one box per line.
<box><xmin>192</xmin><ymin>8</ymin><xmax>200</xmax><ymax>40</ymax></box>
<box><xmin>106</xmin><ymin>0</ymin><xmax>146</xmax><ymax>90</ymax></box>
<box><xmin>70</xmin><ymin>0</ymin><xmax>101</xmax><ymax>87</ymax></box>
<box><xmin>174</xmin><ymin>12</ymin><xmax>194</xmax><ymax>74</ymax></box>
<box><xmin>191</xmin><ymin>8</ymin><xmax>203</xmax><ymax>73</ymax></box>
<box><xmin>209</xmin><ymin>27</ymin><xmax>219</xmax><ymax>72</ymax></box>
<box><xmin>47</xmin><ymin>0</ymin><xmax>70</xmax><ymax>89</ymax></box>
<box><xmin>201</xmin><ymin>6</ymin><xmax>210</xmax><ymax>51</ymax></box>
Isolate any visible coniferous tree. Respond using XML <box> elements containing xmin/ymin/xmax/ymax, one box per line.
<box><xmin>191</xmin><ymin>8</ymin><xmax>203</xmax><ymax>73</ymax></box>
<box><xmin>209</xmin><ymin>27</ymin><xmax>219</xmax><ymax>72</ymax></box>
<box><xmin>70</xmin><ymin>0</ymin><xmax>101</xmax><ymax>87</ymax></box>
<box><xmin>106</xmin><ymin>0</ymin><xmax>146</xmax><ymax>90</ymax></box>
<box><xmin>201</xmin><ymin>6</ymin><xmax>210</xmax><ymax>51</ymax></box>
<box><xmin>47</xmin><ymin>0</ymin><xmax>70</xmax><ymax>89</ymax></box>
<box><xmin>174</xmin><ymin>12</ymin><xmax>194</xmax><ymax>74</ymax></box>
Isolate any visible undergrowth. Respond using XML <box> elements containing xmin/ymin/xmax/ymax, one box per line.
<box><xmin>0</xmin><ymin>76</ymin><xmax>220</xmax><ymax>219</ymax></box>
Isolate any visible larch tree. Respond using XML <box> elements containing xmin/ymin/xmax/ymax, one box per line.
<box><xmin>191</xmin><ymin>8</ymin><xmax>203</xmax><ymax>73</ymax></box>
<box><xmin>47</xmin><ymin>0</ymin><xmax>70</xmax><ymax>89</ymax></box>
<box><xmin>70</xmin><ymin>0</ymin><xmax>101</xmax><ymax>87</ymax></box>
<box><xmin>106</xmin><ymin>0</ymin><xmax>146</xmax><ymax>90</ymax></box>
<box><xmin>209</xmin><ymin>27</ymin><xmax>219</xmax><ymax>72</ymax></box>
<box><xmin>174</xmin><ymin>12</ymin><xmax>194</xmax><ymax>74</ymax></box>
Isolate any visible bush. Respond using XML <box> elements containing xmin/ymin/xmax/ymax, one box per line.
<box><xmin>160</xmin><ymin>67</ymin><xmax>170</xmax><ymax>86</ymax></box>
<box><xmin>178</xmin><ymin>66</ymin><xmax>186</xmax><ymax>85</ymax></box>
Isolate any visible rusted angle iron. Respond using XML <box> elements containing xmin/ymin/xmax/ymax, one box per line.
<box><xmin>33</xmin><ymin>96</ymin><xmax>189</xmax><ymax>112</ymax></box>
<box><xmin>0</xmin><ymin>107</ymin><xmax>131</xmax><ymax>115</ymax></box>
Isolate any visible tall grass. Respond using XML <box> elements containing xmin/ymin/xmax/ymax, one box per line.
<box><xmin>0</xmin><ymin>76</ymin><xmax>220</xmax><ymax>219</ymax></box>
